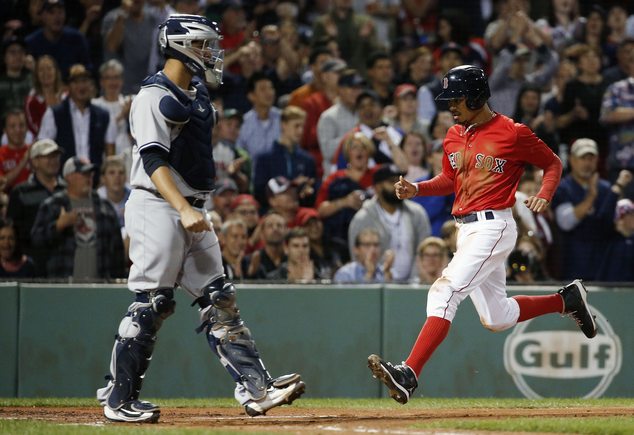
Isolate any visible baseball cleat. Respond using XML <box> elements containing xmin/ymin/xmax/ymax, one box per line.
<box><xmin>103</xmin><ymin>400</ymin><xmax>160</xmax><ymax>423</ymax></box>
<box><xmin>243</xmin><ymin>373</ymin><xmax>306</xmax><ymax>417</ymax></box>
<box><xmin>558</xmin><ymin>279</ymin><xmax>597</xmax><ymax>338</ymax></box>
<box><xmin>367</xmin><ymin>354</ymin><xmax>418</xmax><ymax>404</ymax></box>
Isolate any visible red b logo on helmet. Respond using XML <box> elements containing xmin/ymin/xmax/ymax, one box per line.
<box><xmin>443</xmin><ymin>77</ymin><xmax>448</xmax><ymax>89</ymax></box>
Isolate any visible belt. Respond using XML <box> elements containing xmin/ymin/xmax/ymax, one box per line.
<box><xmin>453</xmin><ymin>210</ymin><xmax>495</xmax><ymax>224</ymax></box>
<box><xmin>135</xmin><ymin>187</ymin><xmax>207</xmax><ymax>208</ymax></box>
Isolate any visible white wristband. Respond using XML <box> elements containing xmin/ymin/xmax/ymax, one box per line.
<box><xmin>414</xmin><ymin>183</ymin><xmax>419</xmax><ymax>195</ymax></box>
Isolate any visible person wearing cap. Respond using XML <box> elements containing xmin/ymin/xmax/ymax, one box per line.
<box><xmin>212</xmin><ymin>177</ymin><xmax>239</xmax><ymax>221</ymax></box>
<box><xmin>300</xmin><ymin>58</ymin><xmax>346</xmax><ymax>178</ymax></box>
<box><xmin>0</xmin><ymin>109</ymin><xmax>32</xmax><ymax>191</ymax></box>
<box><xmin>387</xmin><ymin>84</ymin><xmax>429</xmax><ymax>139</ymax></box>
<box><xmin>551</xmin><ymin>138</ymin><xmax>633</xmax><ymax>281</ymax></box>
<box><xmin>317</xmin><ymin>68</ymin><xmax>363</xmax><ymax>177</ymax></box>
<box><xmin>264</xmin><ymin>175</ymin><xmax>317</xmax><ymax>228</ymax></box>
<box><xmin>596</xmin><ymin>198</ymin><xmax>634</xmax><ymax>281</ymax></box>
<box><xmin>6</xmin><ymin>138</ymin><xmax>65</xmax><ymax>276</ymax></box>
<box><xmin>348</xmin><ymin>163</ymin><xmax>431</xmax><ymax>281</ymax></box>
<box><xmin>297</xmin><ymin>206</ymin><xmax>346</xmax><ymax>278</ymax></box>
<box><xmin>0</xmin><ymin>36</ymin><xmax>32</xmax><ymax>118</ymax></box>
<box><xmin>101</xmin><ymin>0</ymin><xmax>164</xmax><ymax>94</ymax></box>
<box><xmin>228</xmin><ymin>194</ymin><xmax>260</xmax><ymax>253</ymax></box>
<box><xmin>365</xmin><ymin>51</ymin><xmax>394</xmax><ymax>107</ymax></box>
<box><xmin>25</xmin><ymin>0</ymin><xmax>92</xmax><ymax>80</ymax></box>
<box><xmin>213</xmin><ymin>106</ymin><xmax>250</xmax><ymax>193</ymax></box>
<box><xmin>30</xmin><ymin>156</ymin><xmax>125</xmax><ymax>279</ymax></box>
<box><xmin>38</xmin><ymin>63</ymin><xmax>116</xmax><ymax>182</ymax></box>
<box><xmin>252</xmin><ymin>106</ymin><xmax>317</xmax><ymax>208</ymax></box>
<box><xmin>287</xmin><ymin>47</ymin><xmax>333</xmax><ymax>109</ymax></box>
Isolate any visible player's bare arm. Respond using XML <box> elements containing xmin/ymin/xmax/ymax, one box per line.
<box><xmin>150</xmin><ymin>166</ymin><xmax>210</xmax><ymax>232</ymax></box>
<box><xmin>395</xmin><ymin>176</ymin><xmax>417</xmax><ymax>199</ymax></box>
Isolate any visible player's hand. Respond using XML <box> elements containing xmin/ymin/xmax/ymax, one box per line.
<box><xmin>395</xmin><ymin>176</ymin><xmax>417</xmax><ymax>200</ymax></box>
<box><xmin>180</xmin><ymin>207</ymin><xmax>211</xmax><ymax>232</ymax></box>
<box><xmin>524</xmin><ymin>196</ymin><xmax>550</xmax><ymax>213</ymax></box>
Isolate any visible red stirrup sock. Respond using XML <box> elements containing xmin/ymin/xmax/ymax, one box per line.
<box><xmin>513</xmin><ymin>294</ymin><xmax>564</xmax><ymax>322</ymax></box>
<box><xmin>405</xmin><ymin>316</ymin><xmax>451</xmax><ymax>377</ymax></box>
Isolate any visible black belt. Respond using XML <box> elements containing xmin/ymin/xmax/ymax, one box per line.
<box><xmin>135</xmin><ymin>187</ymin><xmax>207</xmax><ymax>208</ymax></box>
<box><xmin>453</xmin><ymin>210</ymin><xmax>495</xmax><ymax>224</ymax></box>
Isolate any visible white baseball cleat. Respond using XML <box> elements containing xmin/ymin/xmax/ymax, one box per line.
<box><xmin>103</xmin><ymin>400</ymin><xmax>160</xmax><ymax>423</ymax></box>
<box><xmin>242</xmin><ymin>373</ymin><xmax>306</xmax><ymax>417</ymax></box>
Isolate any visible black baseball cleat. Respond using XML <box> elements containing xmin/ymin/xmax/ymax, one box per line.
<box><xmin>103</xmin><ymin>400</ymin><xmax>160</xmax><ymax>423</ymax></box>
<box><xmin>558</xmin><ymin>279</ymin><xmax>597</xmax><ymax>338</ymax></box>
<box><xmin>367</xmin><ymin>354</ymin><xmax>418</xmax><ymax>404</ymax></box>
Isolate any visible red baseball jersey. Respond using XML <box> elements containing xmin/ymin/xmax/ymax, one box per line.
<box><xmin>416</xmin><ymin>113</ymin><xmax>562</xmax><ymax>215</ymax></box>
<box><xmin>0</xmin><ymin>144</ymin><xmax>31</xmax><ymax>190</ymax></box>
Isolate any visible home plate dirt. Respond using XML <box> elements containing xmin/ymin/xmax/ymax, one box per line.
<box><xmin>1</xmin><ymin>405</ymin><xmax>632</xmax><ymax>433</ymax></box>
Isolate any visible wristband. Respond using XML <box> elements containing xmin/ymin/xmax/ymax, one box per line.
<box><xmin>414</xmin><ymin>182</ymin><xmax>419</xmax><ymax>195</ymax></box>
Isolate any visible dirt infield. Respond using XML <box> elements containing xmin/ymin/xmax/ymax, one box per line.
<box><xmin>2</xmin><ymin>405</ymin><xmax>633</xmax><ymax>433</ymax></box>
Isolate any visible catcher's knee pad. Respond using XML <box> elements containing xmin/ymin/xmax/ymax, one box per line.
<box><xmin>195</xmin><ymin>277</ymin><xmax>271</xmax><ymax>401</ymax></box>
<box><xmin>101</xmin><ymin>289</ymin><xmax>175</xmax><ymax>409</ymax></box>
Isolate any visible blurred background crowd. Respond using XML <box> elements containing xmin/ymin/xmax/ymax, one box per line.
<box><xmin>0</xmin><ymin>0</ymin><xmax>633</xmax><ymax>284</ymax></box>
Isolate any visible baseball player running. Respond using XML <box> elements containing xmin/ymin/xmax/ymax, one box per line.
<box><xmin>96</xmin><ymin>15</ymin><xmax>304</xmax><ymax>423</ymax></box>
<box><xmin>368</xmin><ymin>65</ymin><xmax>597</xmax><ymax>404</ymax></box>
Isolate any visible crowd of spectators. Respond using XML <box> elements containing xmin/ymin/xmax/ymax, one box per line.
<box><xmin>1</xmin><ymin>0</ymin><xmax>634</xmax><ymax>283</ymax></box>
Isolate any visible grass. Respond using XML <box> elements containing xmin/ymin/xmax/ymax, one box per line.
<box><xmin>1</xmin><ymin>397</ymin><xmax>633</xmax><ymax>434</ymax></box>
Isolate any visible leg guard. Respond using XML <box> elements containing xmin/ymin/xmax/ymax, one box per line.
<box><xmin>97</xmin><ymin>288</ymin><xmax>175</xmax><ymax>410</ymax></box>
<box><xmin>195</xmin><ymin>277</ymin><xmax>272</xmax><ymax>401</ymax></box>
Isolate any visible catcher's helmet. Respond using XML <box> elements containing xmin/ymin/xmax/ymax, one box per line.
<box><xmin>435</xmin><ymin>65</ymin><xmax>490</xmax><ymax>110</ymax></box>
<box><xmin>158</xmin><ymin>14</ymin><xmax>224</xmax><ymax>86</ymax></box>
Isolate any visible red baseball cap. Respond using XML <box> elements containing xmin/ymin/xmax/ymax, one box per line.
<box><xmin>296</xmin><ymin>207</ymin><xmax>320</xmax><ymax>226</ymax></box>
<box><xmin>230</xmin><ymin>194</ymin><xmax>259</xmax><ymax>210</ymax></box>
<box><xmin>394</xmin><ymin>83</ymin><xmax>417</xmax><ymax>99</ymax></box>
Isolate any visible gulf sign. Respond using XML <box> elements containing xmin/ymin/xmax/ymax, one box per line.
<box><xmin>504</xmin><ymin>305</ymin><xmax>621</xmax><ymax>398</ymax></box>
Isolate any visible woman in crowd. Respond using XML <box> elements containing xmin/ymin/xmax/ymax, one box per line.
<box><xmin>0</xmin><ymin>219</ymin><xmax>35</xmax><ymax>278</ymax></box>
<box><xmin>316</xmin><ymin>133</ymin><xmax>378</xmax><ymax>245</ymax></box>
<box><xmin>25</xmin><ymin>55</ymin><xmax>64</xmax><ymax>137</ymax></box>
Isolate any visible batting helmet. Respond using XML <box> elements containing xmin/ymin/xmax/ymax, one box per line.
<box><xmin>435</xmin><ymin>65</ymin><xmax>490</xmax><ymax>110</ymax></box>
<box><xmin>158</xmin><ymin>14</ymin><xmax>224</xmax><ymax>86</ymax></box>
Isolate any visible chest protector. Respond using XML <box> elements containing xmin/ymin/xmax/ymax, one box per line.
<box><xmin>141</xmin><ymin>73</ymin><xmax>217</xmax><ymax>191</ymax></box>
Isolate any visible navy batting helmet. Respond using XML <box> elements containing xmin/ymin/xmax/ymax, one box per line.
<box><xmin>435</xmin><ymin>65</ymin><xmax>490</xmax><ymax>110</ymax></box>
<box><xmin>158</xmin><ymin>14</ymin><xmax>224</xmax><ymax>86</ymax></box>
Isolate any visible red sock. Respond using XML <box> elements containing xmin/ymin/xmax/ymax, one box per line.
<box><xmin>513</xmin><ymin>294</ymin><xmax>564</xmax><ymax>322</ymax></box>
<box><xmin>405</xmin><ymin>316</ymin><xmax>451</xmax><ymax>377</ymax></box>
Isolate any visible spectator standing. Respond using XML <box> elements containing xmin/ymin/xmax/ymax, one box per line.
<box><xmin>512</xmin><ymin>84</ymin><xmax>558</xmax><ymax>152</ymax></box>
<box><xmin>300</xmin><ymin>58</ymin><xmax>345</xmax><ymax>178</ymax></box>
<box><xmin>25</xmin><ymin>0</ymin><xmax>92</xmax><ymax>79</ymax></box>
<box><xmin>396</xmin><ymin>46</ymin><xmax>435</xmax><ymax>88</ymax></box>
<box><xmin>101</xmin><ymin>0</ymin><xmax>163</xmax><ymax>94</ymax></box>
<box><xmin>596</xmin><ymin>198</ymin><xmax>634</xmax><ymax>282</ymax></box>
<box><xmin>0</xmin><ymin>36</ymin><xmax>32</xmax><ymax>119</ymax></box>
<box><xmin>92</xmin><ymin>59</ymin><xmax>133</xmax><ymax>169</ymax></box>
<box><xmin>551</xmin><ymin>138</ymin><xmax>632</xmax><ymax>281</ymax></box>
<box><xmin>252</xmin><ymin>106</ymin><xmax>316</xmax><ymax>208</ymax></box>
<box><xmin>317</xmin><ymin>68</ymin><xmax>363</xmax><ymax>177</ymax></box>
<box><xmin>398</xmin><ymin>131</ymin><xmax>429</xmax><ymax>184</ymax></box>
<box><xmin>38</xmin><ymin>64</ymin><xmax>116</xmax><ymax>177</ymax></box>
<box><xmin>0</xmin><ymin>218</ymin><xmax>36</xmax><ymax>278</ymax></box>
<box><xmin>411</xmin><ymin>236</ymin><xmax>449</xmax><ymax>285</ymax></box>
<box><xmin>287</xmin><ymin>47</ymin><xmax>332</xmax><ymax>108</ymax></box>
<box><xmin>535</xmin><ymin>0</ymin><xmax>584</xmax><ymax>51</ymax></box>
<box><xmin>96</xmin><ymin>155</ymin><xmax>130</xmax><ymax>231</ymax></box>
<box><xmin>556</xmin><ymin>44</ymin><xmax>607</xmax><ymax>165</ymax></box>
<box><xmin>365</xmin><ymin>51</ymin><xmax>394</xmax><ymax>107</ymax></box>
<box><xmin>603</xmin><ymin>38</ymin><xmax>634</xmax><ymax>86</ymax></box>
<box><xmin>388</xmin><ymin>84</ymin><xmax>429</xmax><ymax>139</ymax></box>
<box><xmin>6</xmin><ymin>138</ymin><xmax>65</xmax><ymax>277</ymax></box>
<box><xmin>348</xmin><ymin>164</ymin><xmax>431</xmax><ymax>282</ymax></box>
<box><xmin>0</xmin><ymin>109</ymin><xmax>31</xmax><ymax>191</ymax></box>
<box><xmin>333</xmin><ymin>227</ymin><xmax>393</xmax><ymax>283</ymax></box>
<box><xmin>600</xmin><ymin>51</ymin><xmax>634</xmax><ymax>199</ymax></box>
<box><xmin>312</xmin><ymin>0</ymin><xmax>378</xmax><ymax>74</ymax></box>
<box><xmin>30</xmin><ymin>156</ymin><xmax>125</xmax><ymax>280</ymax></box>
<box><xmin>24</xmin><ymin>55</ymin><xmax>65</xmax><ymax>137</ymax></box>
<box><xmin>236</xmin><ymin>72</ymin><xmax>281</xmax><ymax>164</ymax></box>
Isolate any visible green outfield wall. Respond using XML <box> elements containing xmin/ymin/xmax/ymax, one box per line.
<box><xmin>0</xmin><ymin>283</ymin><xmax>631</xmax><ymax>399</ymax></box>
